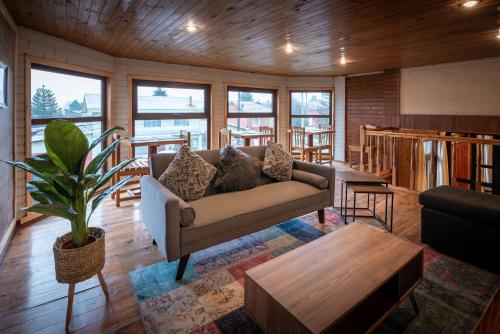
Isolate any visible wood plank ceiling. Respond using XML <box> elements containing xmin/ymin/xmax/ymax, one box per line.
<box><xmin>4</xmin><ymin>0</ymin><xmax>500</xmax><ymax>76</ymax></box>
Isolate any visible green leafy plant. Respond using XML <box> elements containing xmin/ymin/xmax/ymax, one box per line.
<box><xmin>3</xmin><ymin>120</ymin><xmax>135</xmax><ymax>247</ymax></box>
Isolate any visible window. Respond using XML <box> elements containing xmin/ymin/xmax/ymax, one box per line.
<box><xmin>226</xmin><ymin>86</ymin><xmax>277</xmax><ymax>145</ymax></box>
<box><xmin>30</xmin><ymin>64</ymin><xmax>107</xmax><ymax>163</ymax></box>
<box><xmin>289</xmin><ymin>91</ymin><xmax>333</xmax><ymax>129</ymax></box>
<box><xmin>132</xmin><ymin>80</ymin><xmax>211</xmax><ymax>157</ymax></box>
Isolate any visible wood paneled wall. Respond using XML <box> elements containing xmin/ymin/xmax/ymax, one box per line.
<box><xmin>400</xmin><ymin>115</ymin><xmax>500</xmax><ymax>135</ymax></box>
<box><xmin>0</xmin><ymin>5</ymin><xmax>16</xmax><ymax>258</ymax></box>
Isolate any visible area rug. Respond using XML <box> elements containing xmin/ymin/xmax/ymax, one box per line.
<box><xmin>129</xmin><ymin>209</ymin><xmax>499</xmax><ymax>334</ymax></box>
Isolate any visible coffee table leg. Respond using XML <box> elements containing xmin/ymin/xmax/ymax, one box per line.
<box><xmin>409</xmin><ymin>292</ymin><xmax>419</xmax><ymax>314</ymax></box>
<box><xmin>353</xmin><ymin>193</ymin><xmax>356</xmax><ymax>222</ymax></box>
<box><xmin>390</xmin><ymin>193</ymin><xmax>394</xmax><ymax>233</ymax></box>
<box><xmin>344</xmin><ymin>182</ymin><xmax>349</xmax><ymax>224</ymax></box>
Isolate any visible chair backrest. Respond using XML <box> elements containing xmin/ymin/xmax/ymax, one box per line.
<box><xmin>318</xmin><ymin>124</ymin><xmax>333</xmax><ymax>146</ymax></box>
<box><xmin>259</xmin><ymin>126</ymin><xmax>274</xmax><ymax>145</ymax></box>
<box><xmin>218</xmin><ymin>128</ymin><xmax>232</xmax><ymax>148</ymax></box>
<box><xmin>291</xmin><ymin>126</ymin><xmax>305</xmax><ymax>149</ymax></box>
<box><xmin>180</xmin><ymin>130</ymin><xmax>191</xmax><ymax>147</ymax></box>
<box><xmin>112</xmin><ymin>133</ymin><xmax>121</xmax><ymax>166</ymax></box>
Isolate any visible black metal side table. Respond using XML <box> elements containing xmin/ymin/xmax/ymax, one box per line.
<box><xmin>348</xmin><ymin>184</ymin><xmax>394</xmax><ymax>232</ymax></box>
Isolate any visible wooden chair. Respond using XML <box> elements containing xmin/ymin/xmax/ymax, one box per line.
<box><xmin>317</xmin><ymin>124</ymin><xmax>334</xmax><ymax>165</ymax></box>
<box><xmin>347</xmin><ymin>125</ymin><xmax>377</xmax><ymax>172</ymax></box>
<box><xmin>219</xmin><ymin>128</ymin><xmax>232</xmax><ymax>148</ymax></box>
<box><xmin>180</xmin><ymin>130</ymin><xmax>191</xmax><ymax>148</ymax></box>
<box><xmin>259</xmin><ymin>126</ymin><xmax>274</xmax><ymax>145</ymax></box>
<box><xmin>111</xmin><ymin>133</ymin><xmax>149</xmax><ymax>207</ymax></box>
<box><xmin>290</xmin><ymin>126</ymin><xmax>319</xmax><ymax>162</ymax></box>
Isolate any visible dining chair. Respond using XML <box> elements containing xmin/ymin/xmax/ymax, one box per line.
<box><xmin>317</xmin><ymin>124</ymin><xmax>334</xmax><ymax>165</ymax></box>
<box><xmin>347</xmin><ymin>124</ymin><xmax>378</xmax><ymax>172</ymax></box>
<box><xmin>180</xmin><ymin>130</ymin><xmax>191</xmax><ymax>148</ymax></box>
<box><xmin>290</xmin><ymin>126</ymin><xmax>319</xmax><ymax>162</ymax></box>
<box><xmin>111</xmin><ymin>133</ymin><xmax>150</xmax><ymax>207</ymax></box>
<box><xmin>259</xmin><ymin>126</ymin><xmax>274</xmax><ymax>146</ymax></box>
<box><xmin>219</xmin><ymin>128</ymin><xmax>232</xmax><ymax>148</ymax></box>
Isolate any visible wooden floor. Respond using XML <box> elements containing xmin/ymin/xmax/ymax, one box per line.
<box><xmin>0</xmin><ymin>162</ymin><xmax>484</xmax><ymax>333</ymax></box>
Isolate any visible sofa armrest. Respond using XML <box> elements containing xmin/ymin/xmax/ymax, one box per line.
<box><xmin>140</xmin><ymin>175</ymin><xmax>182</xmax><ymax>261</ymax></box>
<box><xmin>293</xmin><ymin>160</ymin><xmax>335</xmax><ymax>206</ymax></box>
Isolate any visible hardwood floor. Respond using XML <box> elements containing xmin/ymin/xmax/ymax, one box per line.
<box><xmin>0</xmin><ymin>162</ymin><xmax>466</xmax><ymax>333</ymax></box>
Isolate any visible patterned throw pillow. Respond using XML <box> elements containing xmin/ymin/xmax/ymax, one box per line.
<box><xmin>158</xmin><ymin>145</ymin><xmax>217</xmax><ymax>202</ymax></box>
<box><xmin>214</xmin><ymin>146</ymin><xmax>262</xmax><ymax>193</ymax></box>
<box><xmin>262</xmin><ymin>141</ymin><xmax>293</xmax><ymax>181</ymax></box>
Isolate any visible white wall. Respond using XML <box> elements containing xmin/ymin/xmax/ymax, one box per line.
<box><xmin>401</xmin><ymin>58</ymin><xmax>500</xmax><ymax>115</ymax></box>
<box><xmin>15</xmin><ymin>28</ymin><xmax>344</xmax><ymax>219</ymax></box>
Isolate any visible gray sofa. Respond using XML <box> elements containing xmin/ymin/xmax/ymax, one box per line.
<box><xmin>140</xmin><ymin>146</ymin><xmax>335</xmax><ymax>280</ymax></box>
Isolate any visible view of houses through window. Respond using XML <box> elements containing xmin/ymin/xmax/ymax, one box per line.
<box><xmin>132</xmin><ymin>81</ymin><xmax>210</xmax><ymax>157</ymax></box>
<box><xmin>290</xmin><ymin>91</ymin><xmax>332</xmax><ymax>128</ymax></box>
<box><xmin>227</xmin><ymin>87</ymin><xmax>277</xmax><ymax>146</ymax></box>
<box><xmin>30</xmin><ymin>65</ymin><xmax>106</xmax><ymax>164</ymax></box>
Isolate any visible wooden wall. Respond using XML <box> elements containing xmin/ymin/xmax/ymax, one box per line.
<box><xmin>400</xmin><ymin>115</ymin><xmax>500</xmax><ymax>135</ymax></box>
<box><xmin>0</xmin><ymin>4</ymin><xmax>16</xmax><ymax>258</ymax></box>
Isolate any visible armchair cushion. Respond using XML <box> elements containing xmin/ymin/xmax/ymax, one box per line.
<box><xmin>262</xmin><ymin>141</ymin><xmax>293</xmax><ymax>181</ymax></box>
<box><xmin>158</xmin><ymin>145</ymin><xmax>217</xmax><ymax>202</ymax></box>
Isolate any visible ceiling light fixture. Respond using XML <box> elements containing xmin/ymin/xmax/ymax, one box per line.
<box><xmin>496</xmin><ymin>28</ymin><xmax>500</xmax><ymax>39</ymax></box>
<box><xmin>285</xmin><ymin>42</ymin><xmax>294</xmax><ymax>54</ymax></box>
<box><xmin>186</xmin><ymin>21</ymin><xmax>197</xmax><ymax>33</ymax></box>
<box><xmin>462</xmin><ymin>0</ymin><xmax>479</xmax><ymax>8</ymax></box>
<box><xmin>340</xmin><ymin>54</ymin><xmax>347</xmax><ymax>65</ymax></box>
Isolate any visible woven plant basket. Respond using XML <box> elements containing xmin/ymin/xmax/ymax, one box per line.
<box><xmin>53</xmin><ymin>227</ymin><xmax>105</xmax><ymax>284</ymax></box>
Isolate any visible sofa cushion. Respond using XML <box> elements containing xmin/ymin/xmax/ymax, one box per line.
<box><xmin>292</xmin><ymin>169</ymin><xmax>328</xmax><ymax>189</ymax></box>
<box><xmin>158</xmin><ymin>145</ymin><xmax>217</xmax><ymax>202</ymax></box>
<box><xmin>214</xmin><ymin>146</ymin><xmax>262</xmax><ymax>193</ymax></box>
<box><xmin>418</xmin><ymin>186</ymin><xmax>500</xmax><ymax>227</ymax></box>
<box><xmin>182</xmin><ymin>181</ymin><xmax>329</xmax><ymax>245</ymax></box>
<box><xmin>262</xmin><ymin>141</ymin><xmax>293</xmax><ymax>181</ymax></box>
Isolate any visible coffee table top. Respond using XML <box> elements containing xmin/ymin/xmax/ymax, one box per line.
<box><xmin>245</xmin><ymin>223</ymin><xmax>423</xmax><ymax>333</ymax></box>
<box><xmin>337</xmin><ymin>170</ymin><xmax>388</xmax><ymax>184</ymax></box>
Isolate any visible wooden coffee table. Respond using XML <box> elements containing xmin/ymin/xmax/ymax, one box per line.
<box><xmin>244</xmin><ymin>223</ymin><xmax>423</xmax><ymax>333</ymax></box>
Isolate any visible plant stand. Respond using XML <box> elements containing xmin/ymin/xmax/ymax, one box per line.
<box><xmin>65</xmin><ymin>271</ymin><xmax>110</xmax><ymax>329</ymax></box>
<box><xmin>53</xmin><ymin>227</ymin><xmax>110</xmax><ymax>330</ymax></box>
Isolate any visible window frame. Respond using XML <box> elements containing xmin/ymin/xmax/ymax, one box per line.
<box><xmin>288</xmin><ymin>90</ymin><xmax>334</xmax><ymax>128</ymax></box>
<box><xmin>226</xmin><ymin>86</ymin><xmax>278</xmax><ymax>130</ymax></box>
<box><xmin>30</xmin><ymin>63</ymin><xmax>108</xmax><ymax>128</ymax></box>
<box><xmin>131</xmin><ymin>79</ymin><xmax>211</xmax><ymax>148</ymax></box>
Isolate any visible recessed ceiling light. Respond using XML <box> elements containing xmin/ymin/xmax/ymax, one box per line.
<box><xmin>285</xmin><ymin>42</ymin><xmax>294</xmax><ymax>54</ymax></box>
<box><xmin>462</xmin><ymin>0</ymin><xmax>479</xmax><ymax>8</ymax></box>
<box><xmin>496</xmin><ymin>29</ymin><xmax>500</xmax><ymax>39</ymax></box>
<box><xmin>340</xmin><ymin>54</ymin><xmax>347</xmax><ymax>65</ymax></box>
<box><xmin>186</xmin><ymin>21</ymin><xmax>197</xmax><ymax>33</ymax></box>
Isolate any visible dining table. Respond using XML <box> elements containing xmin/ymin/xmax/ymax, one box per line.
<box><xmin>231</xmin><ymin>130</ymin><xmax>276</xmax><ymax>146</ymax></box>
<box><xmin>123</xmin><ymin>135</ymin><xmax>188</xmax><ymax>158</ymax></box>
<box><xmin>288</xmin><ymin>127</ymin><xmax>336</xmax><ymax>162</ymax></box>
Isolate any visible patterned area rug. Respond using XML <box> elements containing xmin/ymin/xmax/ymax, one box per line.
<box><xmin>130</xmin><ymin>209</ymin><xmax>499</xmax><ymax>334</ymax></box>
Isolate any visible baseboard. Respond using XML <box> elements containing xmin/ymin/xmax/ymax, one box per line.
<box><xmin>0</xmin><ymin>218</ymin><xmax>16</xmax><ymax>265</ymax></box>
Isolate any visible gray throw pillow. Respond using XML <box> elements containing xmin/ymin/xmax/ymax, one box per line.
<box><xmin>214</xmin><ymin>146</ymin><xmax>262</xmax><ymax>193</ymax></box>
<box><xmin>262</xmin><ymin>141</ymin><xmax>293</xmax><ymax>181</ymax></box>
<box><xmin>158</xmin><ymin>145</ymin><xmax>217</xmax><ymax>202</ymax></box>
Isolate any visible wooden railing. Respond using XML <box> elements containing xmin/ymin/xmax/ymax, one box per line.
<box><xmin>364</xmin><ymin>129</ymin><xmax>500</xmax><ymax>192</ymax></box>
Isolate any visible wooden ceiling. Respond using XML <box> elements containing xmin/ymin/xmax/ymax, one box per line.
<box><xmin>4</xmin><ymin>0</ymin><xmax>500</xmax><ymax>76</ymax></box>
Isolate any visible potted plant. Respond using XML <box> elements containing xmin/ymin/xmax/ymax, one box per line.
<box><xmin>3</xmin><ymin>120</ymin><xmax>135</xmax><ymax>328</ymax></box>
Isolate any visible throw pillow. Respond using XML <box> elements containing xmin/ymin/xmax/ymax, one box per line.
<box><xmin>262</xmin><ymin>141</ymin><xmax>293</xmax><ymax>181</ymax></box>
<box><xmin>158</xmin><ymin>145</ymin><xmax>217</xmax><ymax>202</ymax></box>
<box><xmin>214</xmin><ymin>145</ymin><xmax>262</xmax><ymax>193</ymax></box>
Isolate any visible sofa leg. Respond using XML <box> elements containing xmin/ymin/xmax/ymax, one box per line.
<box><xmin>318</xmin><ymin>209</ymin><xmax>325</xmax><ymax>224</ymax></box>
<box><xmin>176</xmin><ymin>254</ymin><xmax>190</xmax><ymax>281</ymax></box>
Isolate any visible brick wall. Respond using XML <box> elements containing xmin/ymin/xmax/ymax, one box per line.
<box><xmin>345</xmin><ymin>70</ymin><xmax>400</xmax><ymax>151</ymax></box>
